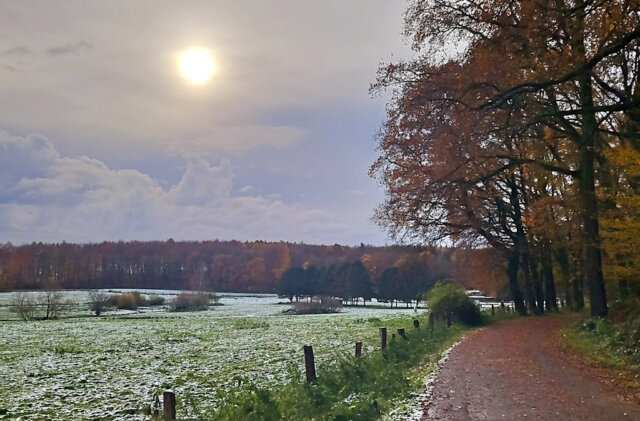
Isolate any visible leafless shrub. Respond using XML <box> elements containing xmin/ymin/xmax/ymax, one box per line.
<box><xmin>9</xmin><ymin>292</ymin><xmax>37</xmax><ymax>320</ymax></box>
<box><xmin>290</xmin><ymin>296</ymin><xmax>342</xmax><ymax>314</ymax></box>
<box><xmin>171</xmin><ymin>291</ymin><xmax>210</xmax><ymax>311</ymax></box>
<box><xmin>88</xmin><ymin>291</ymin><xmax>111</xmax><ymax>316</ymax></box>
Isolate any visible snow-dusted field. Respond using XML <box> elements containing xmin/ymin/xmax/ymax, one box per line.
<box><xmin>0</xmin><ymin>291</ymin><xmax>417</xmax><ymax>419</ymax></box>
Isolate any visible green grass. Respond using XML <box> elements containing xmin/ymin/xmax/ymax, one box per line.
<box><xmin>213</xmin><ymin>320</ymin><xmax>468</xmax><ymax>420</ymax></box>
<box><xmin>562</xmin><ymin>303</ymin><xmax>640</xmax><ymax>390</ymax></box>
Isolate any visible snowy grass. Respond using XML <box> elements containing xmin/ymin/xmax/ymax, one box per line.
<box><xmin>0</xmin><ymin>291</ymin><xmax>422</xmax><ymax>419</ymax></box>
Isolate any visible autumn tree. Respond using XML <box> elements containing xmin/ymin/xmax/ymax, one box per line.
<box><xmin>601</xmin><ymin>144</ymin><xmax>640</xmax><ymax>299</ymax></box>
<box><xmin>373</xmin><ymin>0</ymin><xmax>640</xmax><ymax>316</ymax></box>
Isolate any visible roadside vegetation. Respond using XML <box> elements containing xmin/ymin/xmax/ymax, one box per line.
<box><xmin>563</xmin><ymin>299</ymin><xmax>640</xmax><ymax>390</ymax></box>
<box><xmin>212</xmin><ymin>282</ymin><xmax>485</xmax><ymax>419</ymax></box>
<box><xmin>425</xmin><ymin>281</ymin><xmax>483</xmax><ymax>327</ymax></box>
<box><xmin>214</xmin><ymin>317</ymin><xmax>469</xmax><ymax>420</ymax></box>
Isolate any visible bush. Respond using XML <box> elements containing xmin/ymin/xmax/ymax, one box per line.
<box><xmin>117</xmin><ymin>293</ymin><xmax>138</xmax><ymax>310</ymax></box>
<box><xmin>107</xmin><ymin>294</ymin><xmax>120</xmax><ymax>307</ymax></box>
<box><xmin>147</xmin><ymin>294</ymin><xmax>166</xmax><ymax>306</ymax></box>
<box><xmin>9</xmin><ymin>292</ymin><xmax>37</xmax><ymax>321</ymax></box>
<box><xmin>88</xmin><ymin>291</ymin><xmax>111</xmax><ymax>316</ymax></box>
<box><xmin>171</xmin><ymin>291</ymin><xmax>210</xmax><ymax>312</ymax></box>
<box><xmin>425</xmin><ymin>281</ymin><xmax>483</xmax><ymax>326</ymax></box>
<box><xmin>129</xmin><ymin>291</ymin><xmax>147</xmax><ymax>306</ymax></box>
<box><xmin>289</xmin><ymin>297</ymin><xmax>342</xmax><ymax>314</ymax></box>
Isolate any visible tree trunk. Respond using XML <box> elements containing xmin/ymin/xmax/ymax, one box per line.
<box><xmin>555</xmin><ymin>247</ymin><xmax>573</xmax><ymax>308</ymax></box>
<box><xmin>577</xmin><ymin>134</ymin><xmax>608</xmax><ymax>316</ymax></box>
<box><xmin>507</xmin><ymin>253</ymin><xmax>527</xmax><ymax>315</ymax></box>
<box><xmin>574</xmin><ymin>8</ymin><xmax>607</xmax><ymax>315</ymax></box>
<box><xmin>541</xmin><ymin>245</ymin><xmax>558</xmax><ymax>311</ymax></box>
<box><xmin>520</xmin><ymin>251</ymin><xmax>539</xmax><ymax>314</ymax></box>
<box><xmin>573</xmin><ymin>276</ymin><xmax>585</xmax><ymax>309</ymax></box>
<box><xmin>528</xmin><ymin>255</ymin><xmax>545</xmax><ymax>315</ymax></box>
<box><xmin>509</xmin><ymin>176</ymin><xmax>538</xmax><ymax>314</ymax></box>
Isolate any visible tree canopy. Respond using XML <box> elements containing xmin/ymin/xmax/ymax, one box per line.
<box><xmin>372</xmin><ymin>0</ymin><xmax>640</xmax><ymax>316</ymax></box>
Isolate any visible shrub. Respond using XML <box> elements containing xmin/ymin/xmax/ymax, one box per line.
<box><xmin>147</xmin><ymin>294</ymin><xmax>166</xmax><ymax>306</ymax></box>
<box><xmin>117</xmin><ymin>293</ymin><xmax>138</xmax><ymax>310</ymax></box>
<box><xmin>9</xmin><ymin>292</ymin><xmax>37</xmax><ymax>321</ymax></box>
<box><xmin>425</xmin><ymin>281</ymin><xmax>483</xmax><ymax>326</ymax></box>
<box><xmin>290</xmin><ymin>296</ymin><xmax>342</xmax><ymax>314</ymax></box>
<box><xmin>129</xmin><ymin>291</ymin><xmax>147</xmax><ymax>306</ymax></box>
<box><xmin>171</xmin><ymin>291</ymin><xmax>210</xmax><ymax>311</ymax></box>
<box><xmin>88</xmin><ymin>291</ymin><xmax>111</xmax><ymax>316</ymax></box>
<box><xmin>107</xmin><ymin>294</ymin><xmax>120</xmax><ymax>307</ymax></box>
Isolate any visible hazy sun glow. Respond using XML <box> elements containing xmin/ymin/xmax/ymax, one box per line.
<box><xmin>179</xmin><ymin>48</ymin><xmax>215</xmax><ymax>84</ymax></box>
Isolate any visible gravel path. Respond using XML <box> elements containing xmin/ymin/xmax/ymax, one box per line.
<box><xmin>423</xmin><ymin>314</ymin><xmax>640</xmax><ymax>420</ymax></box>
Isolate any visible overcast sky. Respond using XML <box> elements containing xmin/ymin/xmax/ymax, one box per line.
<box><xmin>0</xmin><ymin>1</ymin><xmax>412</xmax><ymax>245</ymax></box>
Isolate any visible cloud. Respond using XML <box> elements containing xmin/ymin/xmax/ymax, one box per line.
<box><xmin>1</xmin><ymin>46</ymin><xmax>32</xmax><ymax>57</ymax></box>
<box><xmin>0</xmin><ymin>132</ymin><xmax>381</xmax><ymax>244</ymax></box>
<box><xmin>47</xmin><ymin>40</ymin><xmax>93</xmax><ymax>56</ymax></box>
<box><xmin>239</xmin><ymin>185</ymin><xmax>254</xmax><ymax>193</ymax></box>
<box><xmin>168</xmin><ymin>155</ymin><xmax>233</xmax><ymax>206</ymax></box>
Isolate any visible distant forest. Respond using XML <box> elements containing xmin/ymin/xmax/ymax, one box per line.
<box><xmin>0</xmin><ymin>240</ymin><xmax>505</xmax><ymax>299</ymax></box>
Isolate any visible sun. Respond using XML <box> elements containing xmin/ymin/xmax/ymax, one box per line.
<box><xmin>179</xmin><ymin>48</ymin><xmax>215</xmax><ymax>84</ymax></box>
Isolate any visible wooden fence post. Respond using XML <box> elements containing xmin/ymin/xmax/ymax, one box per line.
<box><xmin>163</xmin><ymin>391</ymin><xmax>176</xmax><ymax>420</ymax></box>
<box><xmin>379</xmin><ymin>327</ymin><xmax>387</xmax><ymax>351</ymax></box>
<box><xmin>355</xmin><ymin>341</ymin><xmax>362</xmax><ymax>358</ymax></box>
<box><xmin>397</xmin><ymin>327</ymin><xmax>406</xmax><ymax>339</ymax></box>
<box><xmin>491</xmin><ymin>304</ymin><xmax>495</xmax><ymax>315</ymax></box>
<box><xmin>413</xmin><ymin>319</ymin><xmax>420</xmax><ymax>329</ymax></box>
<box><xmin>303</xmin><ymin>345</ymin><xmax>316</xmax><ymax>382</ymax></box>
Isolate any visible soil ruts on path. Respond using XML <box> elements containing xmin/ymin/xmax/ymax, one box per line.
<box><xmin>423</xmin><ymin>314</ymin><xmax>640</xmax><ymax>420</ymax></box>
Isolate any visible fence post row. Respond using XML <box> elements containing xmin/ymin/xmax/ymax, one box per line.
<box><xmin>303</xmin><ymin>345</ymin><xmax>317</xmax><ymax>382</ymax></box>
<box><xmin>168</xmin><ymin>320</ymin><xmax>430</xmax><ymax>411</ymax></box>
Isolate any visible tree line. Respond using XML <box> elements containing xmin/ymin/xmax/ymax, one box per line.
<box><xmin>0</xmin><ymin>240</ymin><xmax>503</xmax><ymax>296</ymax></box>
<box><xmin>277</xmin><ymin>259</ymin><xmax>443</xmax><ymax>307</ymax></box>
<box><xmin>371</xmin><ymin>0</ymin><xmax>640</xmax><ymax>316</ymax></box>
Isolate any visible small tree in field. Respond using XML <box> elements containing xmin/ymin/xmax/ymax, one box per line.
<box><xmin>88</xmin><ymin>291</ymin><xmax>110</xmax><ymax>316</ymax></box>
<box><xmin>39</xmin><ymin>279</ymin><xmax>65</xmax><ymax>320</ymax></box>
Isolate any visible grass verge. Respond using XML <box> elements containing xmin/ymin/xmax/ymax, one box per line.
<box><xmin>210</xmin><ymin>317</ymin><xmax>469</xmax><ymax>420</ymax></box>
<box><xmin>562</xmin><ymin>302</ymin><xmax>640</xmax><ymax>391</ymax></box>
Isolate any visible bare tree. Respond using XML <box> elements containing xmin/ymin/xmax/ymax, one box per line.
<box><xmin>39</xmin><ymin>279</ymin><xmax>64</xmax><ymax>320</ymax></box>
<box><xmin>88</xmin><ymin>290</ymin><xmax>110</xmax><ymax>316</ymax></box>
<box><xmin>9</xmin><ymin>292</ymin><xmax>37</xmax><ymax>321</ymax></box>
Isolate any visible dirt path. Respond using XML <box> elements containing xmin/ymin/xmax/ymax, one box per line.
<box><xmin>423</xmin><ymin>314</ymin><xmax>640</xmax><ymax>420</ymax></box>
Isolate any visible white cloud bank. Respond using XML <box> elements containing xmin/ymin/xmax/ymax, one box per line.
<box><xmin>0</xmin><ymin>132</ymin><xmax>381</xmax><ymax>244</ymax></box>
